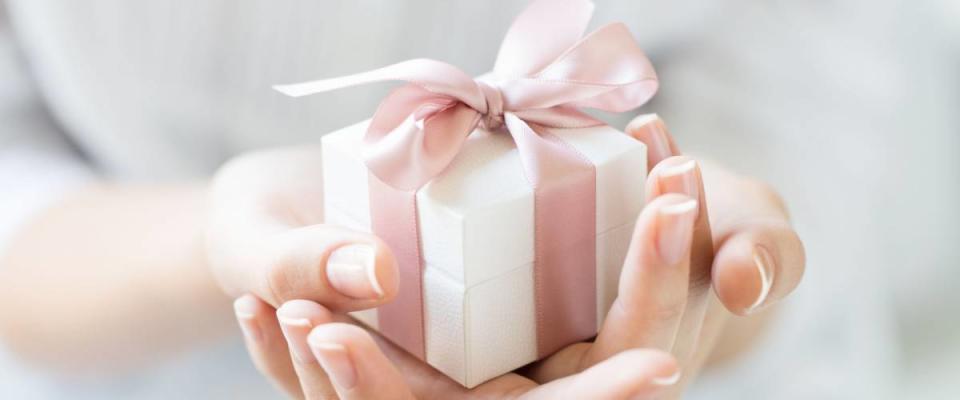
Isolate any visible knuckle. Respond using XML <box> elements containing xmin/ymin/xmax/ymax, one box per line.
<box><xmin>743</xmin><ymin>177</ymin><xmax>791</xmax><ymax>218</ymax></box>
<box><xmin>617</xmin><ymin>296</ymin><xmax>687</xmax><ymax>327</ymax></box>
<box><xmin>650</xmin><ymin>298</ymin><xmax>688</xmax><ymax>324</ymax></box>
<box><xmin>263</xmin><ymin>249</ymin><xmax>298</xmax><ymax>304</ymax></box>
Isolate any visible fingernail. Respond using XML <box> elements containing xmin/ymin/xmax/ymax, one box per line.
<box><xmin>657</xmin><ymin>158</ymin><xmax>699</xmax><ymax>201</ymax></box>
<box><xmin>326</xmin><ymin>244</ymin><xmax>383</xmax><ymax>299</ymax></box>
<box><xmin>650</xmin><ymin>369</ymin><xmax>682</xmax><ymax>386</ymax></box>
<box><xmin>746</xmin><ymin>245</ymin><xmax>776</xmax><ymax>314</ymax></box>
<box><xmin>628</xmin><ymin>114</ymin><xmax>673</xmax><ymax>165</ymax></box>
<box><xmin>233</xmin><ymin>297</ymin><xmax>262</xmax><ymax>342</ymax></box>
<box><xmin>310</xmin><ymin>341</ymin><xmax>358</xmax><ymax>390</ymax></box>
<box><xmin>277</xmin><ymin>313</ymin><xmax>316</xmax><ymax>363</ymax></box>
<box><xmin>656</xmin><ymin>199</ymin><xmax>698</xmax><ymax>265</ymax></box>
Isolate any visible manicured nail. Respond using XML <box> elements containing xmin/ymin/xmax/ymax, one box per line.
<box><xmin>628</xmin><ymin>114</ymin><xmax>673</xmax><ymax>165</ymax></box>
<box><xmin>656</xmin><ymin>199</ymin><xmax>698</xmax><ymax>265</ymax></box>
<box><xmin>746</xmin><ymin>245</ymin><xmax>776</xmax><ymax>314</ymax></box>
<box><xmin>277</xmin><ymin>313</ymin><xmax>316</xmax><ymax>363</ymax></box>
<box><xmin>650</xmin><ymin>369</ymin><xmax>682</xmax><ymax>386</ymax></box>
<box><xmin>657</xmin><ymin>158</ymin><xmax>699</xmax><ymax>201</ymax></box>
<box><xmin>233</xmin><ymin>297</ymin><xmax>262</xmax><ymax>342</ymax></box>
<box><xmin>326</xmin><ymin>244</ymin><xmax>383</xmax><ymax>299</ymax></box>
<box><xmin>310</xmin><ymin>342</ymin><xmax>358</xmax><ymax>390</ymax></box>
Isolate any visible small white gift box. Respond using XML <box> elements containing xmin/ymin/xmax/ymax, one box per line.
<box><xmin>322</xmin><ymin>120</ymin><xmax>646</xmax><ymax>387</ymax></box>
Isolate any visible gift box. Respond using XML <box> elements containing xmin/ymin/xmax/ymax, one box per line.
<box><xmin>275</xmin><ymin>0</ymin><xmax>659</xmax><ymax>388</ymax></box>
<box><xmin>323</xmin><ymin>120</ymin><xmax>646</xmax><ymax>387</ymax></box>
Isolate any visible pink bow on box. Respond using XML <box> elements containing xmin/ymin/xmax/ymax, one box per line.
<box><xmin>275</xmin><ymin>0</ymin><xmax>657</xmax><ymax>360</ymax></box>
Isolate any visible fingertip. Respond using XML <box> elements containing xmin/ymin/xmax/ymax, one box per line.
<box><xmin>307</xmin><ymin>324</ymin><xmax>362</xmax><ymax>391</ymax></box>
<box><xmin>646</xmin><ymin>155</ymin><xmax>700</xmax><ymax>200</ymax></box>
<box><xmin>587</xmin><ymin>349</ymin><xmax>682</xmax><ymax>398</ymax></box>
<box><xmin>714</xmin><ymin>225</ymin><xmax>804</xmax><ymax>315</ymax></box>
<box><xmin>640</xmin><ymin>349</ymin><xmax>681</xmax><ymax>385</ymax></box>
<box><xmin>305</xmin><ymin>227</ymin><xmax>399</xmax><ymax>305</ymax></box>
<box><xmin>233</xmin><ymin>295</ymin><xmax>303</xmax><ymax>397</ymax></box>
<box><xmin>629</xmin><ymin>193</ymin><xmax>699</xmax><ymax>264</ymax></box>
<box><xmin>233</xmin><ymin>294</ymin><xmax>268</xmax><ymax>319</ymax></box>
<box><xmin>276</xmin><ymin>300</ymin><xmax>335</xmax><ymax>363</ymax></box>
<box><xmin>276</xmin><ymin>299</ymin><xmax>335</xmax><ymax>324</ymax></box>
<box><xmin>713</xmin><ymin>233</ymin><xmax>762</xmax><ymax>315</ymax></box>
<box><xmin>307</xmin><ymin>323</ymin><xmax>374</xmax><ymax>351</ymax></box>
<box><xmin>626</xmin><ymin>113</ymin><xmax>679</xmax><ymax>169</ymax></box>
<box><xmin>616</xmin><ymin>348</ymin><xmax>678</xmax><ymax>372</ymax></box>
<box><xmin>307</xmin><ymin>323</ymin><xmax>408</xmax><ymax>397</ymax></box>
<box><xmin>234</xmin><ymin>295</ymin><xmax>269</xmax><ymax>343</ymax></box>
<box><xmin>369</xmin><ymin>236</ymin><xmax>400</xmax><ymax>301</ymax></box>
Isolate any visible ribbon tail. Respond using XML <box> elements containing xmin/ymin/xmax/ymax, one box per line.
<box><xmin>505</xmin><ymin>113</ymin><xmax>598</xmax><ymax>357</ymax></box>
<box><xmin>274</xmin><ymin>59</ymin><xmax>486</xmax><ymax>111</ymax></box>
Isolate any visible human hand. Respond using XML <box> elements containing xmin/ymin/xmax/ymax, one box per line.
<box><xmin>219</xmin><ymin>143</ymin><xmax>700</xmax><ymax>398</ymax></box>
<box><xmin>627</xmin><ymin>114</ymin><xmax>805</xmax><ymax>315</ymax></box>
<box><xmin>205</xmin><ymin>146</ymin><xmax>401</xmax><ymax>326</ymax></box>
<box><xmin>613</xmin><ymin>115</ymin><xmax>807</xmax><ymax>395</ymax></box>
<box><xmin>228</xmin><ymin>145</ymin><xmax>712</xmax><ymax>398</ymax></box>
<box><xmin>226</xmin><ymin>115</ymin><xmax>804</xmax><ymax>398</ymax></box>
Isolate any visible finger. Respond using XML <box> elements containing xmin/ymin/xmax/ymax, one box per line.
<box><xmin>233</xmin><ymin>295</ymin><xmax>302</xmax><ymax>399</ymax></box>
<box><xmin>646</xmin><ymin>156</ymin><xmax>716</xmax><ymax>376</ymax></box>
<box><xmin>325</xmin><ymin>313</ymin><xmax>539</xmax><ymax>399</ymax></box>
<box><xmin>697</xmin><ymin>163</ymin><xmax>805</xmax><ymax>315</ymax></box>
<box><xmin>276</xmin><ymin>300</ymin><xmax>338</xmax><ymax>399</ymax></box>
<box><xmin>213</xmin><ymin>222</ymin><xmax>400</xmax><ymax>311</ymax></box>
<box><xmin>306</xmin><ymin>323</ymin><xmax>416</xmax><ymax>400</ymax></box>
<box><xmin>626</xmin><ymin>113</ymin><xmax>680</xmax><ymax>169</ymax></box>
<box><xmin>268</xmin><ymin>226</ymin><xmax>400</xmax><ymax>310</ymax></box>
<box><xmin>580</xmin><ymin>194</ymin><xmax>699</xmax><ymax>368</ymax></box>
<box><xmin>208</xmin><ymin>149</ymin><xmax>400</xmax><ymax>310</ymax></box>
<box><xmin>712</xmin><ymin>219</ymin><xmax>805</xmax><ymax>315</ymax></box>
<box><xmin>524</xmin><ymin>349</ymin><xmax>681</xmax><ymax>400</ymax></box>
<box><xmin>646</xmin><ymin>156</ymin><xmax>714</xmax><ymax>292</ymax></box>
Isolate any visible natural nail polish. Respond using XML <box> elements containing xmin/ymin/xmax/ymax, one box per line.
<box><xmin>656</xmin><ymin>199</ymin><xmax>698</xmax><ymax>265</ymax></box>
<box><xmin>657</xmin><ymin>158</ymin><xmax>699</xmax><ymax>201</ymax></box>
<box><xmin>746</xmin><ymin>245</ymin><xmax>776</xmax><ymax>314</ymax></box>
<box><xmin>311</xmin><ymin>342</ymin><xmax>358</xmax><ymax>390</ymax></box>
<box><xmin>326</xmin><ymin>244</ymin><xmax>383</xmax><ymax>299</ymax></box>
<box><xmin>277</xmin><ymin>314</ymin><xmax>315</xmax><ymax>363</ymax></box>
<box><xmin>234</xmin><ymin>298</ymin><xmax>262</xmax><ymax>342</ymax></box>
<box><xmin>650</xmin><ymin>369</ymin><xmax>682</xmax><ymax>386</ymax></box>
<box><xmin>629</xmin><ymin>114</ymin><xmax>672</xmax><ymax>164</ymax></box>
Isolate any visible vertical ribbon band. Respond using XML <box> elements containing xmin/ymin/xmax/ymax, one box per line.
<box><xmin>367</xmin><ymin>175</ymin><xmax>426</xmax><ymax>359</ymax></box>
<box><xmin>274</xmin><ymin>0</ymin><xmax>658</xmax><ymax>362</ymax></box>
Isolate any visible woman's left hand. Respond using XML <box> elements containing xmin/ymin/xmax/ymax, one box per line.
<box><xmin>233</xmin><ymin>115</ymin><xmax>805</xmax><ymax>399</ymax></box>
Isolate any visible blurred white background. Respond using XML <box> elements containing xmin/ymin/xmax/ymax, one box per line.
<box><xmin>1</xmin><ymin>0</ymin><xmax>958</xmax><ymax>398</ymax></box>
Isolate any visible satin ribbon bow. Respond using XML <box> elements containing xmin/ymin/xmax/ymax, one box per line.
<box><xmin>275</xmin><ymin>0</ymin><xmax>658</xmax><ymax>361</ymax></box>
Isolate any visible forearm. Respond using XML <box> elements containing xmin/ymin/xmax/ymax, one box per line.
<box><xmin>0</xmin><ymin>183</ymin><xmax>233</xmax><ymax>373</ymax></box>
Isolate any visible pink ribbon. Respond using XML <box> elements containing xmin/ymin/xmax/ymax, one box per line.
<box><xmin>276</xmin><ymin>0</ymin><xmax>657</xmax><ymax>359</ymax></box>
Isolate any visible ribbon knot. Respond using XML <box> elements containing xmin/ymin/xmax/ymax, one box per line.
<box><xmin>476</xmin><ymin>80</ymin><xmax>505</xmax><ymax>130</ymax></box>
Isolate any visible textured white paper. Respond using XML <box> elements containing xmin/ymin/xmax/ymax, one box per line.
<box><xmin>324</xmin><ymin>120</ymin><xmax>646</xmax><ymax>387</ymax></box>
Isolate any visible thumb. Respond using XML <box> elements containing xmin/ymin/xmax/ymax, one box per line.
<box><xmin>212</xmin><ymin>220</ymin><xmax>399</xmax><ymax>311</ymax></box>
<box><xmin>258</xmin><ymin>225</ymin><xmax>399</xmax><ymax>309</ymax></box>
<box><xmin>206</xmin><ymin>147</ymin><xmax>399</xmax><ymax>311</ymax></box>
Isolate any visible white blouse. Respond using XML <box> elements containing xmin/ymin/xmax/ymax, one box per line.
<box><xmin>1</xmin><ymin>0</ymin><xmax>958</xmax><ymax>398</ymax></box>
